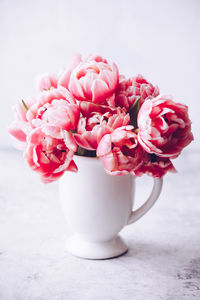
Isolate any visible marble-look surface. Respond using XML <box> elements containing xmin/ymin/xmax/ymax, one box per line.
<box><xmin>0</xmin><ymin>148</ymin><xmax>199</xmax><ymax>300</ymax></box>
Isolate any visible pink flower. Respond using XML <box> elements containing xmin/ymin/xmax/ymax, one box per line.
<box><xmin>8</xmin><ymin>97</ymin><xmax>35</xmax><ymax>148</ymax></box>
<box><xmin>27</xmin><ymin>87</ymin><xmax>80</xmax><ymax>133</ymax></box>
<box><xmin>36</xmin><ymin>72</ymin><xmax>58</xmax><ymax>91</ymax></box>
<box><xmin>24</xmin><ymin>127</ymin><xmax>77</xmax><ymax>183</ymax></box>
<box><xmin>67</xmin><ymin>56</ymin><xmax>119</xmax><ymax>104</ymax></box>
<box><xmin>138</xmin><ymin>95</ymin><xmax>194</xmax><ymax>158</ymax></box>
<box><xmin>115</xmin><ymin>74</ymin><xmax>159</xmax><ymax>111</ymax></box>
<box><xmin>74</xmin><ymin>102</ymin><xmax>129</xmax><ymax>150</ymax></box>
<box><xmin>133</xmin><ymin>153</ymin><xmax>176</xmax><ymax>178</ymax></box>
<box><xmin>97</xmin><ymin>126</ymin><xmax>143</xmax><ymax>175</ymax></box>
<box><xmin>58</xmin><ymin>53</ymin><xmax>109</xmax><ymax>90</ymax></box>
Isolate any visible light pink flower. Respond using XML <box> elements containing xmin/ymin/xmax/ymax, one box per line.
<box><xmin>8</xmin><ymin>97</ymin><xmax>35</xmax><ymax>148</ymax></box>
<box><xmin>74</xmin><ymin>102</ymin><xmax>129</xmax><ymax>150</ymax></box>
<box><xmin>24</xmin><ymin>127</ymin><xmax>77</xmax><ymax>183</ymax></box>
<box><xmin>115</xmin><ymin>74</ymin><xmax>159</xmax><ymax>111</ymax></box>
<box><xmin>58</xmin><ymin>54</ymin><xmax>109</xmax><ymax>90</ymax></box>
<box><xmin>67</xmin><ymin>56</ymin><xmax>119</xmax><ymax>104</ymax></box>
<box><xmin>27</xmin><ymin>87</ymin><xmax>80</xmax><ymax>133</ymax></box>
<box><xmin>36</xmin><ymin>72</ymin><xmax>58</xmax><ymax>91</ymax></box>
<box><xmin>138</xmin><ymin>95</ymin><xmax>194</xmax><ymax>158</ymax></box>
<box><xmin>97</xmin><ymin>126</ymin><xmax>143</xmax><ymax>175</ymax></box>
<box><xmin>133</xmin><ymin>153</ymin><xmax>176</xmax><ymax>178</ymax></box>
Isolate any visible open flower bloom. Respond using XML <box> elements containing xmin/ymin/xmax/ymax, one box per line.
<box><xmin>24</xmin><ymin>127</ymin><xmax>77</xmax><ymax>183</ymax></box>
<box><xmin>27</xmin><ymin>87</ymin><xmax>80</xmax><ymax>133</ymax></box>
<box><xmin>133</xmin><ymin>153</ymin><xmax>176</xmax><ymax>178</ymax></box>
<box><xmin>97</xmin><ymin>126</ymin><xmax>143</xmax><ymax>175</ymax></box>
<box><xmin>138</xmin><ymin>95</ymin><xmax>194</xmax><ymax>158</ymax></box>
<box><xmin>8</xmin><ymin>97</ymin><xmax>35</xmax><ymax>149</ymax></box>
<box><xmin>74</xmin><ymin>102</ymin><xmax>129</xmax><ymax>150</ymax></box>
<box><xmin>115</xmin><ymin>74</ymin><xmax>159</xmax><ymax>111</ymax></box>
<box><xmin>68</xmin><ymin>57</ymin><xmax>119</xmax><ymax>104</ymax></box>
<box><xmin>36</xmin><ymin>72</ymin><xmax>58</xmax><ymax>91</ymax></box>
<box><xmin>58</xmin><ymin>53</ymin><xmax>109</xmax><ymax>90</ymax></box>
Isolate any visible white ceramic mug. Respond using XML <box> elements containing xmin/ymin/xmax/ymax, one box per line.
<box><xmin>59</xmin><ymin>155</ymin><xmax>163</xmax><ymax>259</ymax></box>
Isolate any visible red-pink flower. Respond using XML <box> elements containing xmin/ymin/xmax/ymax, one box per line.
<box><xmin>133</xmin><ymin>153</ymin><xmax>176</xmax><ymax>178</ymax></box>
<box><xmin>24</xmin><ymin>127</ymin><xmax>77</xmax><ymax>183</ymax></box>
<box><xmin>8</xmin><ymin>97</ymin><xmax>35</xmax><ymax>149</ymax></box>
<box><xmin>27</xmin><ymin>87</ymin><xmax>80</xmax><ymax>133</ymax></box>
<box><xmin>74</xmin><ymin>102</ymin><xmax>129</xmax><ymax>150</ymax></box>
<box><xmin>36</xmin><ymin>72</ymin><xmax>58</xmax><ymax>91</ymax></box>
<box><xmin>138</xmin><ymin>95</ymin><xmax>194</xmax><ymax>158</ymax></box>
<box><xmin>97</xmin><ymin>126</ymin><xmax>143</xmax><ymax>175</ymax></box>
<box><xmin>115</xmin><ymin>74</ymin><xmax>159</xmax><ymax>111</ymax></box>
<box><xmin>68</xmin><ymin>56</ymin><xmax>119</xmax><ymax>104</ymax></box>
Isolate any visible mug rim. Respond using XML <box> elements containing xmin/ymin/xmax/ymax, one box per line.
<box><xmin>73</xmin><ymin>154</ymin><xmax>133</xmax><ymax>179</ymax></box>
<box><xmin>74</xmin><ymin>154</ymin><xmax>99</xmax><ymax>165</ymax></box>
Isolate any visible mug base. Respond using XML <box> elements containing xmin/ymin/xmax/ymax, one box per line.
<box><xmin>66</xmin><ymin>234</ymin><xmax>128</xmax><ymax>260</ymax></box>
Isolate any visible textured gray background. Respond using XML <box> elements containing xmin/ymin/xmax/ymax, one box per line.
<box><xmin>0</xmin><ymin>147</ymin><xmax>200</xmax><ymax>299</ymax></box>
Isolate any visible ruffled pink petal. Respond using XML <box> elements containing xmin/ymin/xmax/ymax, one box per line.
<box><xmin>97</xmin><ymin>134</ymin><xmax>112</xmax><ymax>156</ymax></box>
<box><xmin>91</xmin><ymin>79</ymin><xmax>109</xmax><ymax>103</ymax></box>
<box><xmin>74</xmin><ymin>132</ymin><xmax>97</xmax><ymax>150</ymax></box>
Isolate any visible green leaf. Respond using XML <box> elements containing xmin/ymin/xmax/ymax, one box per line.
<box><xmin>69</xmin><ymin>129</ymin><xmax>76</xmax><ymax>134</ymax></box>
<box><xmin>129</xmin><ymin>97</ymin><xmax>141</xmax><ymax>129</ymax></box>
<box><xmin>129</xmin><ymin>97</ymin><xmax>141</xmax><ymax>112</ymax></box>
<box><xmin>21</xmin><ymin>99</ymin><xmax>28</xmax><ymax>113</ymax></box>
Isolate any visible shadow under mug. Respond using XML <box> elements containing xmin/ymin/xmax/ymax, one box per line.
<box><xmin>59</xmin><ymin>155</ymin><xmax>163</xmax><ymax>259</ymax></box>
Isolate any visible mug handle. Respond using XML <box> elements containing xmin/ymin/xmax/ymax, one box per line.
<box><xmin>127</xmin><ymin>177</ymin><xmax>163</xmax><ymax>225</ymax></box>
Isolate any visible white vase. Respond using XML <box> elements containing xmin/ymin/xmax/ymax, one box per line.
<box><xmin>59</xmin><ymin>155</ymin><xmax>163</xmax><ymax>259</ymax></box>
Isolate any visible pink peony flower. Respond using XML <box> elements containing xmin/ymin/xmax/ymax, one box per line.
<box><xmin>115</xmin><ymin>74</ymin><xmax>159</xmax><ymax>111</ymax></box>
<box><xmin>58</xmin><ymin>53</ymin><xmax>109</xmax><ymax>90</ymax></box>
<box><xmin>27</xmin><ymin>87</ymin><xmax>80</xmax><ymax>134</ymax></box>
<box><xmin>74</xmin><ymin>102</ymin><xmax>129</xmax><ymax>150</ymax></box>
<box><xmin>66</xmin><ymin>55</ymin><xmax>119</xmax><ymax>104</ymax></box>
<box><xmin>24</xmin><ymin>127</ymin><xmax>77</xmax><ymax>183</ymax></box>
<box><xmin>8</xmin><ymin>97</ymin><xmax>35</xmax><ymax>149</ymax></box>
<box><xmin>97</xmin><ymin>126</ymin><xmax>143</xmax><ymax>175</ymax></box>
<box><xmin>138</xmin><ymin>95</ymin><xmax>194</xmax><ymax>158</ymax></box>
<box><xmin>133</xmin><ymin>153</ymin><xmax>176</xmax><ymax>178</ymax></box>
<box><xmin>36</xmin><ymin>72</ymin><xmax>58</xmax><ymax>91</ymax></box>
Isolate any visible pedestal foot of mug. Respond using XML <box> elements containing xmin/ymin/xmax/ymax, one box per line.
<box><xmin>65</xmin><ymin>234</ymin><xmax>128</xmax><ymax>260</ymax></box>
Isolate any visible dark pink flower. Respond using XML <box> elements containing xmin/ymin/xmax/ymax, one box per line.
<box><xmin>24</xmin><ymin>127</ymin><xmax>77</xmax><ymax>183</ymax></box>
<box><xmin>138</xmin><ymin>95</ymin><xmax>194</xmax><ymax>158</ymax></box>
<box><xmin>115</xmin><ymin>74</ymin><xmax>159</xmax><ymax>111</ymax></box>
<box><xmin>97</xmin><ymin>126</ymin><xmax>143</xmax><ymax>175</ymax></box>
<box><xmin>74</xmin><ymin>102</ymin><xmax>129</xmax><ymax>150</ymax></box>
<box><xmin>133</xmin><ymin>153</ymin><xmax>176</xmax><ymax>178</ymax></box>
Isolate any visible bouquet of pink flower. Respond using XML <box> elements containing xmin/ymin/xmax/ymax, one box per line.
<box><xmin>9</xmin><ymin>54</ymin><xmax>193</xmax><ymax>183</ymax></box>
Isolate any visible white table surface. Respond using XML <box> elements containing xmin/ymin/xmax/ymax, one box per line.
<box><xmin>0</xmin><ymin>148</ymin><xmax>199</xmax><ymax>300</ymax></box>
